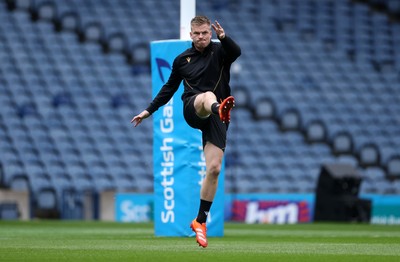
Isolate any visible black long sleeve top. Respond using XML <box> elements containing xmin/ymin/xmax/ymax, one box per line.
<box><xmin>145</xmin><ymin>36</ymin><xmax>241</xmax><ymax>115</ymax></box>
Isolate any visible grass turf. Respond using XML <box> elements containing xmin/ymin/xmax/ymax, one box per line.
<box><xmin>0</xmin><ymin>221</ymin><xmax>399</xmax><ymax>261</ymax></box>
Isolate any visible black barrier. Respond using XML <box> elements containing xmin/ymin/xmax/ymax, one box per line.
<box><xmin>314</xmin><ymin>163</ymin><xmax>371</xmax><ymax>222</ymax></box>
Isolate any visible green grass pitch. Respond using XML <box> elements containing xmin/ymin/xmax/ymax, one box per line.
<box><xmin>0</xmin><ymin>221</ymin><xmax>399</xmax><ymax>261</ymax></box>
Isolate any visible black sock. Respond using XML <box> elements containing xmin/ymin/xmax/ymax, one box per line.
<box><xmin>196</xmin><ymin>199</ymin><xmax>212</xmax><ymax>224</ymax></box>
<box><xmin>211</xmin><ymin>102</ymin><xmax>219</xmax><ymax>115</ymax></box>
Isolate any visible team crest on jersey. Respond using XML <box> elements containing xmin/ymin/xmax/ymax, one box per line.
<box><xmin>186</xmin><ymin>57</ymin><xmax>191</xmax><ymax>63</ymax></box>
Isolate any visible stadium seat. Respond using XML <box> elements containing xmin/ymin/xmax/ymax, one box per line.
<box><xmin>127</xmin><ymin>42</ymin><xmax>150</xmax><ymax>66</ymax></box>
<box><xmin>386</xmin><ymin>155</ymin><xmax>400</xmax><ymax>179</ymax></box>
<box><xmin>103</xmin><ymin>32</ymin><xmax>129</xmax><ymax>54</ymax></box>
<box><xmin>9</xmin><ymin>174</ymin><xmax>29</xmax><ymax>192</ymax></box>
<box><xmin>33</xmin><ymin>1</ymin><xmax>57</xmax><ymax>22</ymax></box>
<box><xmin>78</xmin><ymin>21</ymin><xmax>105</xmax><ymax>43</ymax></box>
<box><xmin>358</xmin><ymin>143</ymin><xmax>381</xmax><ymax>168</ymax></box>
<box><xmin>1</xmin><ymin>160</ymin><xmax>25</xmax><ymax>188</ymax></box>
<box><xmin>231</xmin><ymin>86</ymin><xmax>250</xmax><ymax>109</ymax></box>
<box><xmin>330</xmin><ymin>131</ymin><xmax>354</xmax><ymax>155</ymax></box>
<box><xmin>55</xmin><ymin>11</ymin><xmax>80</xmax><ymax>32</ymax></box>
<box><xmin>4</xmin><ymin>0</ymin><xmax>22</xmax><ymax>11</ymax></box>
<box><xmin>279</xmin><ymin>108</ymin><xmax>301</xmax><ymax>131</ymax></box>
<box><xmin>253</xmin><ymin>97</ymin><xmax>276</xmax><ymax>120</ymax></box>
<box><xmin>0</xmin><ymin>202</ymin><xmax>20</xmax><ymax>220</ymax></box>
<box><xmin>304</xmin><ymin>120</ymin><xmax>327</xmax><ymax>144</ymax></box>
<box><xmin>36</xmin><ymin>187</ymin><xmax>57</xmax><ymax>210</ymax></box>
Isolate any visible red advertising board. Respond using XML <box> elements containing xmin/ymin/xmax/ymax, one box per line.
<box><xmin>232</xmin><ymin>200</ymin><xmax>311</xmax><ymax>224</ymax></box>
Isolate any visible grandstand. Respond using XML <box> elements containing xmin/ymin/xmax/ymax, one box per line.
<box><xmin>0</xmin><ymin>0</ymin><xmax>399</xmax><ymax>219</ymax></box>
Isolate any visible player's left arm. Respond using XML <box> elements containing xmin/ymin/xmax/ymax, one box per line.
<box><xmin>212</xmin><ymin>20</ymin><xmax>241</xmax><ymax>62</ymax></box>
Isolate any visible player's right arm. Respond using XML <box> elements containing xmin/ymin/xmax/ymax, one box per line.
<box><xmin>130</xmin><ymin>110</ymin><xmax>150</xmax><ymax>127</ymax></box>
<box><xmin>131</xmin><ymin>57</ymin><xmax>182</xmax><ymax>127</ymax></box>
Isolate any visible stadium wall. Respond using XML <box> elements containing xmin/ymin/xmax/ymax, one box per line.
<box><xmin>113</xmin><ymin>193</ymin><xmax>400</xmax><ymax>225</ymax></box>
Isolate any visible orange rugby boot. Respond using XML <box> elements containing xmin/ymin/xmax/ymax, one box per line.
<box><xmin>190</xmin><ymin>219</ymin><xmax>208</xmax><ymax>248</ymax></box>
<box><xmin>219</xmin><ymin>96</ymin><xmax>235</xmax><ymax>123</ymax></box>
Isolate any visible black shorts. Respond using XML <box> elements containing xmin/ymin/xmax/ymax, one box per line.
<box><xmin>183</xmin><ymin>95</ymin><xmax>228</xmax><ymax>151</ymax></box>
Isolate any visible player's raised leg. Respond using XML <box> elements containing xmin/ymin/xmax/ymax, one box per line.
<box><xmin>193</xmin><ymin>91</ymin><xmax>218</xmax><ymax>118</ymax></box>
<box><xmin>193</xmin><ymin>91</ymin><xmax>235</xmax><ymax>124</ymax></box>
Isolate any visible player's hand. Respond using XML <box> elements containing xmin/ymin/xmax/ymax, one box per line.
<box><xmin>131</xmin><ymin>110</ymin><xmax>150</xmax><ymax>127</ymax></box>
<box><xmin>212</xmin><ymin>20</ymin><xmax>225</xmax><ymax>39</ymax></box>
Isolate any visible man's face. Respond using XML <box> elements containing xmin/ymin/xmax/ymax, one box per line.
<box><xmin>190</xmin><ymin>23</ymin><xmax>212</xmax><ymax>52</ymax></box>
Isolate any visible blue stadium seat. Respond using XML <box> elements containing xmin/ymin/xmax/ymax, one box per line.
<box><xmin>0</xmin><ymin>203</ymin><xmax>20</xmax><ymax>220</ymax></box>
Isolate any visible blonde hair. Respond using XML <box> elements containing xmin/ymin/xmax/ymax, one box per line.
<box><xmin>190</xmin><ymin>15</ymin><xmax>211</xmax><ymax>30</ymax></box>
